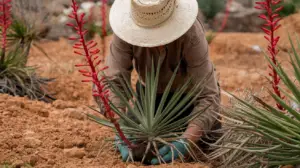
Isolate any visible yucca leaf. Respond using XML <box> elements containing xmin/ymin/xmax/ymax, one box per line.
<box><xmin>253</xmin><ymin>96</ymin><xmax>300</xmax><ymax>127</ymax></box>
<box><xmin>118</xmin><ymin>71</ymin><xmax>145</xmax><ymax>121</ymax></box>
<box><xmin>239</xmin><ymin>118</ymin><xmax>300</xmax><ymax>149</ymax></box>
<box><xmin>268</xmin><ymin>91</ymin><xmax>300</xmax><ymax>123</ymax></box>
<box><xmin>159</xmin><ymin>105</ymin><xmax>211</xmax><ymax>135</ymax></box>
<box><xmin>153</xmin><ymin>59</ymin><xmax>182</xmax><ymax>122</ymax></box>
<box><xmin>279</xmin><ymin>87</ymin><xmax>298</xmax><ymax>104</ymax></box>
<box><xmin>115</xmin><ymin>75</ymin><xmax>144</xmax><ymax>123</ymax></box>
<box><xmin>226</xmin><ymin>93</ymin><xmax>298</xmax><ymax>131</ymax></box>
<box><xmin>155</xmin><ymin>67</ymin><xmax>212</xmax><ymax>128</ymax></box>
<box><xmin>288</xmin><ymin>52</ymin><xmax>300</xmax><ymax>82</ymax></box>
<box><xmin>288</xmin><ymin>32</ymin><xmax>300</xmax><ymax>71</ymax></box>
<box><xmin>157</xmin><ymin>83</ymin><xmax>208</xmax><ymax>131</ymax></box>
<box><xmin>267</xmin><ymin>160</ymin><xmax>300</xmax><ymax>166</ymax></box>
<box><xmin>104</xmin><ymin>75</ymin><xmax>145</xmax><ymax>127</ymax></box>
<box><xmin>87</xmin><ymin>113</ymin><xmax>115</xmax><ymax>128</ymax></box>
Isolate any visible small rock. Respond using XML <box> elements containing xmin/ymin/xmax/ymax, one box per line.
<box><xmin>12</xmin><ymin>133</ymin><xmax>23</xmax><ymax>139</ymax></box>
<box><xmin>24</xmin><ymin>137</ymin><xmax>42</xmax><ymax>148</ymax></box>
<box><xmin>38</xmin><ymin>109</ymin><xmax>50</xmax><ymax>117</ymax></box>
<box><xmin>73</xmin><ymin>137</ymin><xmax>87</xmax><ymax>148</ymax></box>
<box><xmin>3</xmin><ymin>111</ymin><xmax>12</xmax><ymax>116</ymax></box>
<box><xmin>63</xmin><ymin>147</ymin><xmax>86</xmax><ymax>159</ymax></box>
<box><xmin>24</xmin><ymin>130</ymin><xmax>35</xmax><ymax>136</ymax></box>
<box><xmin>28</xmin><ymin>106</ymin><xmax>49</xmax><ymax>117</ymax></box>
<box><xmin>25</xmin><ymin>148</ymin><xmax>34</xmax><ymax>155</ymax></box>
<box><xmin>251</xmin><ymin>45</ymin><xmax>261</xmax><ymax>52</ymax></box>
<box><xmin>64</xmin><ymin>108</ymin><xmax>85</xmax><ymax>120</ymax></box>
<box><xmin>47</xmin><ymin>159</ymin><xmax>55</xmax><ymax>165</ymax></box>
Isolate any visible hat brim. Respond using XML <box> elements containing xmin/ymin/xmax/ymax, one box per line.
<box><xmin>109</xmin><ymin>0</ymin><xmax>199</xmax><ymax>47</ymax></box>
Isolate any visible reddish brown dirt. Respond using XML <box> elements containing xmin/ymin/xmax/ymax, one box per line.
<box><xmin>1</xmin><ymin>13</ymin><xmax>300</xmax><ymax>168</ymax></box>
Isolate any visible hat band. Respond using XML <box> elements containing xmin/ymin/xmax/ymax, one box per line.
<box><xmin>131</xmin><ymin>0</ymin><xmax>176</xmax><ymax>28</ymax></box>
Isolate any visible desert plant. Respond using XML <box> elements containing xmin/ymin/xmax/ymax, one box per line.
<box><xmin>8</xmin><ymin>0</ymin><xmax>51</xmax><ymax>61</ymax></box>
<box><xmin>197</xmin><ymin>0</ymin><xmax>226</xmax><ymax>21</ymax></box>
<box><xmin>255</xmin><ymin>0</ymin><xmax>285</xmax><ymax>110</ymax></box>
<box><xmin>89</xmin><ymin>57</ymin><xmax>212</xmax><ymax>164</ymax></box>
<box><xmin>68</xmin><ymin>0</ymin><xmax>213</xmax><ymax>164</ymax></box>
<box><xmin>0</xmin><ymin>0</ymin><xmax>55</xmax><ymax>102</ymax></box>
<box><xmin>272</xmin><ymin>0</ymin><xmax>300</xmax><ymax>17</ymax></box>
<box><xmin>207</xmin><ymin>33</ymin><xmax>300</xmax><ymax>168</ymax></box>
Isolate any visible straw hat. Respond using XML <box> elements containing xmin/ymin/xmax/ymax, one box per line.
<box><xmin>109</xmin><ymin>0</ymin><xmax>199</xmax><ymax>47</ymax></box>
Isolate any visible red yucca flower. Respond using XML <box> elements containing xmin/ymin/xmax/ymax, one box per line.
<box><xmin>0</xmin><ymin>0</ymin><xmax>11</xmax><ymax>63</ymax></box>
<box><xmin>67</xmin><ymin>0</ymin><xmax>134</xmax><ymax>148</ymax></box>
<box><xmin>255</xmin><ymin>0</ymin><xmax>284</xmax><ymax>110</ymax></box>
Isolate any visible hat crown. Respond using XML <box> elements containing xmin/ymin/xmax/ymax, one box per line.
<box><xmin>131</xmin><ymin>0</ymin><xmax>176</xmax><ymax>27</ymax></box>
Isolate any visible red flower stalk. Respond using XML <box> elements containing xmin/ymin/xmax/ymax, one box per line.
<box><xmin>218</xmin><ymin>0</ymin><xmax>233</xmax><ymax>32</ymax></box>
<box><xmin>101</xmin><ymin>0</ymin><xmax>107</xmax><ymax>37</ymax></box>
<box><xmin>255</xmin><ymin>0</ymin><xmax>284</xmax><ymax>110</ymax></box>
<box><xmin>0</xmin><ymin>0</ymin><xmax>11</xmax><ymax>64</ymax></box>
<box><xmin>67</xmin><ymin>0</ymin><xmax>134</xmax><ymax>148</ymax></box>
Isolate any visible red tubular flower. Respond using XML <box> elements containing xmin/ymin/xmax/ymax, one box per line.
<box><xmin>255</xmin><ymin>0</ymin><xmax>284</xmax><ymax>110</ymax></box>
<box><xmin>218</xmin><ymin>0</ymin><xmax>233</xmax><ymax>32</ymax></box>
<box><xmin>0</xmin><ymin>0</ymin><xmax>11</xmax><ymax>64</ymax></box>
<box><xmin>67</xmin><ymin>0</ymin><xmax>135</xmax><ymax>148</ymax></box>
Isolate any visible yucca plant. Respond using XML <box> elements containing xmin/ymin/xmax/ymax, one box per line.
<box><xmin>0</xmin><ymin>0</ymin><xmax>55</xmax><ymax>102</ymax></box>
<box><xmin>88</xmin><ymin>57</ymin><xmax>213</xmax><ymax>164</ymax></box>
<box><xmin>207</xmin><ymin>34</ymin><xmax>300</xmax><ymax>168</ymax></box>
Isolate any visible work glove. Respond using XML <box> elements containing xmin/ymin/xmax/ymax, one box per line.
<box><xmin>115</xmin><ymin>135</ymin><xmax>130</xmax><ymax>162</ymax></box>
<box><xmin>151</xmin><ymin>139</ymin><xmax>188</xmax><ymax>165</ymax></box>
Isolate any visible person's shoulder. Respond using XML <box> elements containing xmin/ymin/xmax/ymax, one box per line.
<box><xmin>182</xmin><ymin>15</ymin><xmax>206</xmax><ymax>47</ymax></box>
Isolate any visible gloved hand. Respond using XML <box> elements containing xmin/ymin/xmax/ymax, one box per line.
<box><xmin>151</xmin><ymin>139</ymin><xmax>188</xmax><ymax>165</ymax></box>
<box><xmin>115</xmin><ymin>135</ymin><xmax>130</xmax><ymax>162</ymax></box>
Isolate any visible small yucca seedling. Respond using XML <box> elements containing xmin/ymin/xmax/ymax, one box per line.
<box><xmin>207</xmin><ymin>34</ymin><xmax>300</xmax><ymax>168</ymax></box>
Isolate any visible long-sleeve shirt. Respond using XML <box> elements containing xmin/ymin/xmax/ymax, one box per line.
<box><xmin>98</xmin><ymin>13</ymin><xmax>221</xmax><ymax>134</ymax></box>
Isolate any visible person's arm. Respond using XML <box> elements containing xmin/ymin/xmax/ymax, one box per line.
<box><xmin>182</xmin><ymin>22</ymin><xmax>221</xmax><ymax>142</ymax></box>
<box><xmin>93</xmin><ymin>34</ymin><xmax>134</xmax><ymax>117</ymax></box>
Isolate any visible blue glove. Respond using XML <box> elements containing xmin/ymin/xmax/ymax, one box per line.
<box><xmin>115</xmin><ymin>135</ymin><xmax>130</xmax><ymax>162</ymax></box>
<box><xmin>151</xmin><ymin>139</ymin><xmax>188</xmax><ymax>165</ymax></box>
